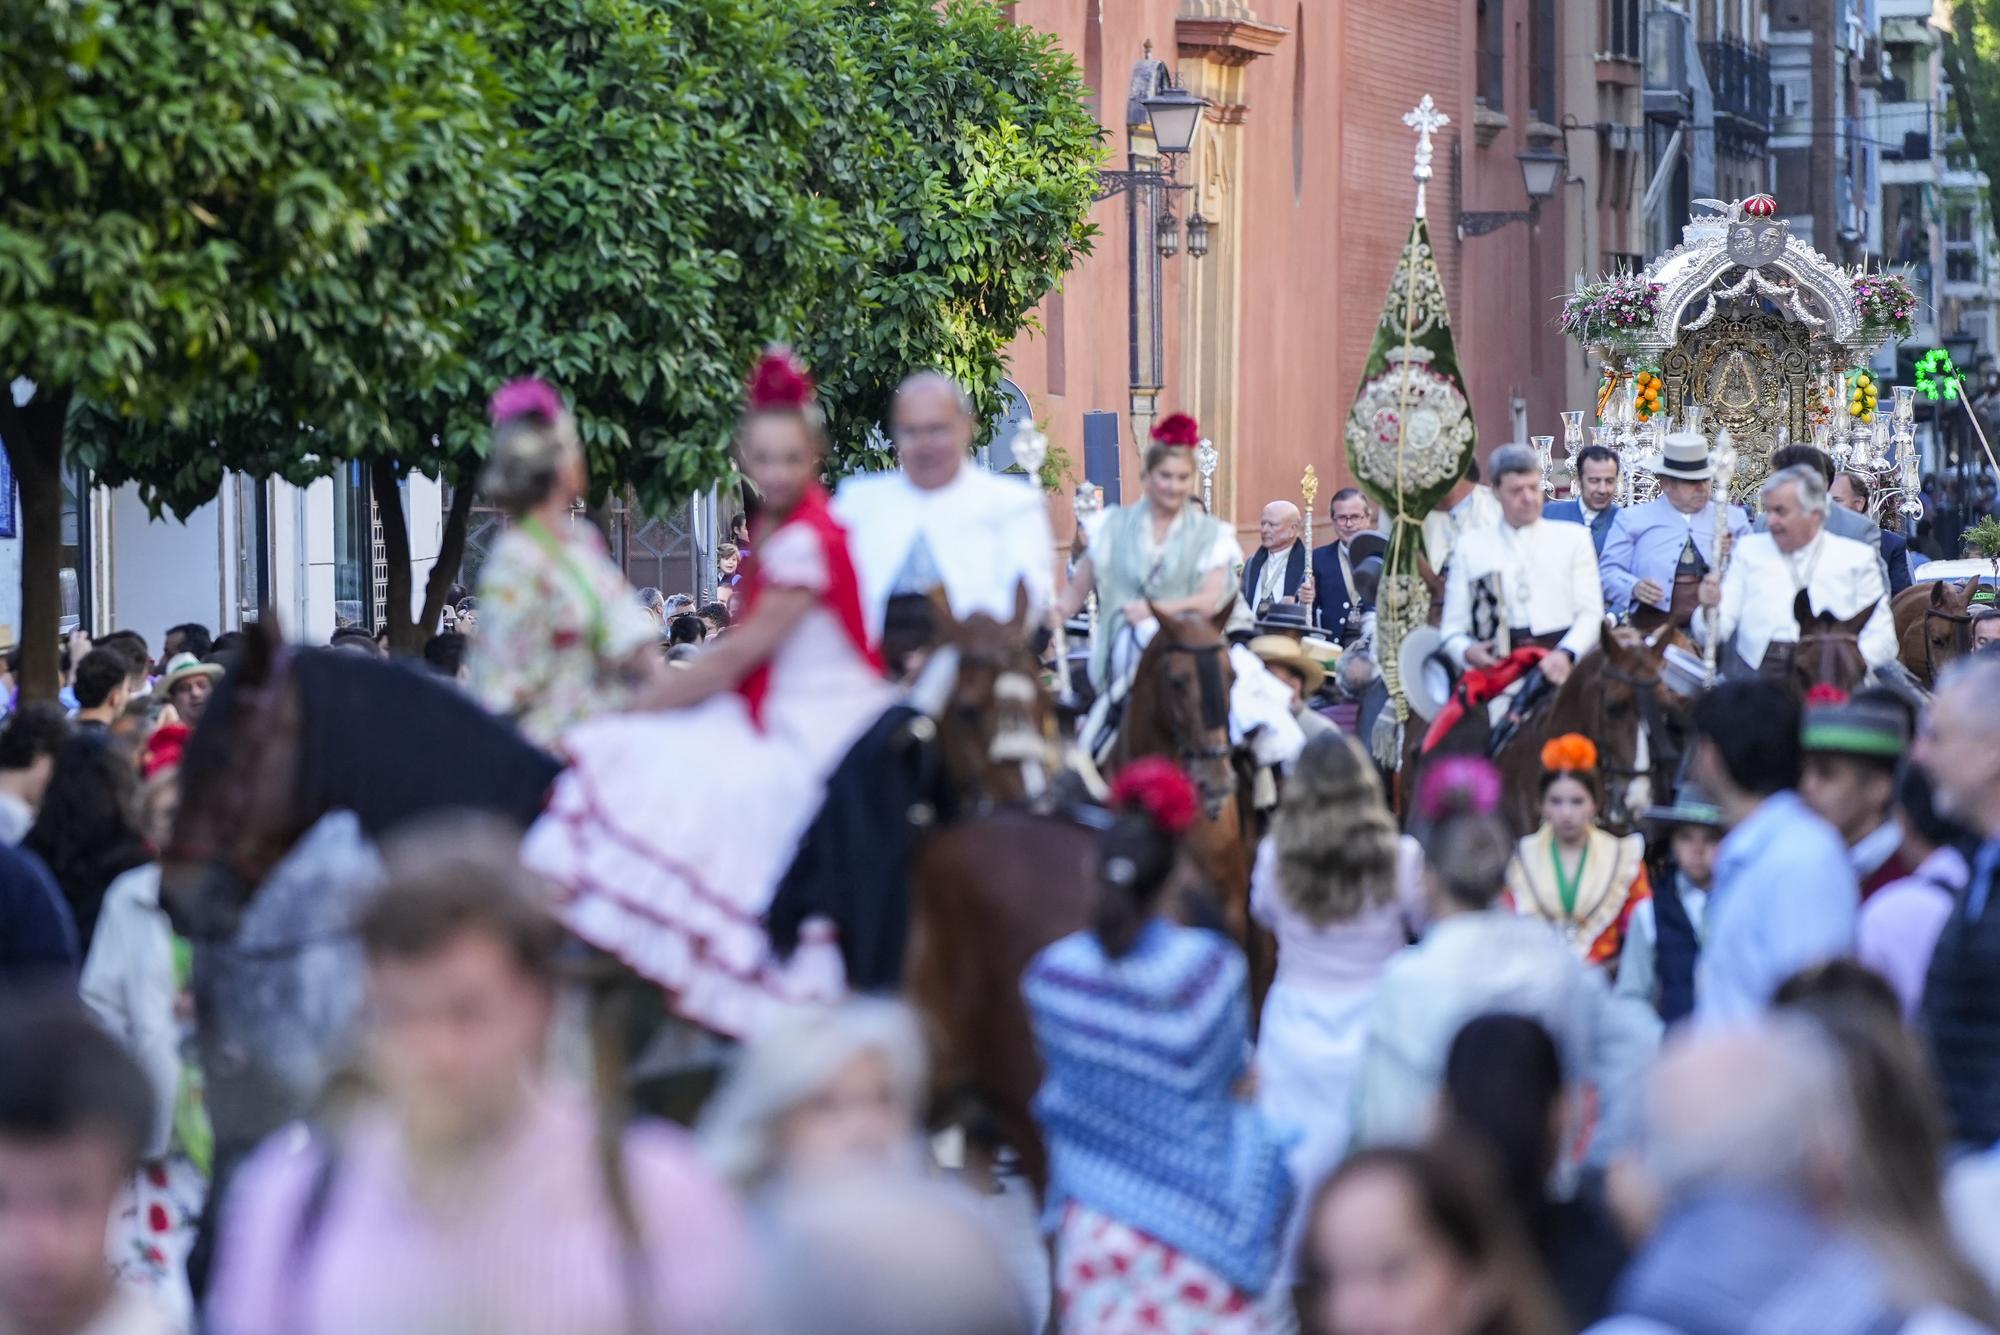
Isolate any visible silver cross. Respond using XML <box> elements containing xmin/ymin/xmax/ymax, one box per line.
<box><xmin>1402</xmin><ymin>95</ymin><xmax>1450</xmax><ymax>184</ymax></box>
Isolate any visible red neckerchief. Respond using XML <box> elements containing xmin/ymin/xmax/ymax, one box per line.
<box><xmin>734</xmin><ymin>483</ymin><xmax>882</xmax><ymax>728</ymax></box>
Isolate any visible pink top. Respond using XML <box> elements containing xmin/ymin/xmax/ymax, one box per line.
<box><xmin>207</xmin><ymin>1090</ymin><xmax>757</xmax><ymax>1335</ymax></box>
<box><xmin>1250</xmin><ymin>834</ymin><xmax>1426</xmax><ymax>994</ymax></box>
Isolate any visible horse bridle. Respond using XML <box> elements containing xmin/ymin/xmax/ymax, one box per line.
<box><xmin>1795</xmin><ymin>626</ymin><xmax>1863</xmax><ymax>694</ymax></box>
<box><xmin>1156</xmin><ymin>640</ymin><xmax>1233</xmax><ymax>768</ymax></box>
<box><xmin>1921</xmin><ymin>604</ymin><xmax>1974</xmax><ymax>681</ymax></box>
<box><xmin>1594</xmin><ymin>658</ymin><xmax>1666</xmax><ymax>829</ymax></box>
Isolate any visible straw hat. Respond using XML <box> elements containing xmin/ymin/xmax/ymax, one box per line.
<box><xmin>159</xmin><ymin>652</ymin><xmax>223</xmax><ymax>695</ymax></box>
<box><xmin>1249</xmin><ymin>635</ymin><xmax>1327</xmax><ymax>696</ymax></box>
<box><xmin>1397</xmin><ymin>626</ymin><xmax>1453</xmax><ymax>722</ymax></box>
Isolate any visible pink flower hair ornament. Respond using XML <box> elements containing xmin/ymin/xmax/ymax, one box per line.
<box><xmin>489</xmin><ymin>377</ymin><xmax>568</xmax><ymax>428</ymax></box>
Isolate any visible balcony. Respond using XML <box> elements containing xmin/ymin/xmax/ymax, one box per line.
<box><xmin>1879</xmin><ymin>101</ymin><xmax>1940</xmax><ymax>184</ymax></box>
<box><xmin>1700</xmin><ymin>38</ymin><xmax>1773</xmax><ymax>136</ymax></box>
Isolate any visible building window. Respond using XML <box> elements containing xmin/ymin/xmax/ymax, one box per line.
<box><xmin>1602</xmin><ymin>0</ymin><xmax>1641</xmax><ymax>60</ymax></box>
<box><xmin>1947</xmin><ymin>200</ymin><xmax>1980</xmax><ymax>283</ymax></box>
<box><xmin>1476</xmin><ymin>0</ymin><xmax>1504</xmax><ymax>110</ymax></box>
<box><xmin>1083</xmin><ymin>0</ymin><xmax>1102</xmax><ymax>121</ymax></box>
<box><xmin>1529</xmin><ymin>0</ymin><xmax>1557</xmax><ymax>122</ymax></box>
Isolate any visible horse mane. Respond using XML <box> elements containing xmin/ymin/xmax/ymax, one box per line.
<box><xmin>290</xmin><ymin>649</ymin><xmax>562</xmax><ymax>839</ymax></box>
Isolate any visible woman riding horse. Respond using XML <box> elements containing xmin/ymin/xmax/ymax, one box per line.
<box><xmin>1053</xmin><ymin>413</ymin><xmax>1240</xmax><ymax>711</ymax></box>
<box><xmin>522</xmin><ymin>350</ymin><xmax>896</xmax><ymax>1040</ymax></box>
<box><xmin>466</xmin><ymin>380</ymin><xmax>669</xmax><ymax>752</ymax></box>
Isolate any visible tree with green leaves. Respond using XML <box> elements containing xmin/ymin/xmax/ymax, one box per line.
<box><xmin>2</xmin><ymin>0</ymin><xmax>508</xmax><ymax>697</ymax></box>
<box><xmin>1943</xmin><ymin>5</ymin><xmax>2000</xmax><ymax>239</ymax></box>
<box><xmin>51</xmin><ymin>0</ymin><xmax>1099</xmax><ymax>658</ymax></box>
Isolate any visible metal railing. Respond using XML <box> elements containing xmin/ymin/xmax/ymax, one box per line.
<box><xmin>1699</xmin><ymin>37</ymin><xmax>1772</xmax><ymax>132</ymax></box>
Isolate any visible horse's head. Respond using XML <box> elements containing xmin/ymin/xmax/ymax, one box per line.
<box><xmin>1901</xmin><ymin>578</ymin><xmax>1978</xmax><ymax>687</ymax></box>
<box><xmin>1132</xmin><ymin>602</ymin><xmax>1236</xmax><ymax>819</ymax></box>
<box><xmin>930</xmin><ymin>584</ymin><xmax>1054</xmax><ymax>805</ymax></box>
<box><xmin>162</xmin><ymin>615</ymin><xmax>308</xmax><ymax>941</ymax></box>
<box><xmin>1573</xmin><ymin>621</ymin><xmax>1680</xmax><ymax>832</ymax></box>
<box><xmin>1792</xmin><ymin>590</ymin><xmax>1873</xmax><ymax>699</ymax></box>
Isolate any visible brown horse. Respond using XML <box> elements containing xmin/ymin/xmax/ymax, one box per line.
<box><xmin>1408</xmin><ymin>623</ymin><xmax>1685</xmax><ymax>835</ymax></box>
<box><xmin>1789</xmin><ymin>590</ymin><xmax>1875</xmax><ymax>699</ymax></box>
<box><xmin>922</xmin><ymin>586</ymin><xmax>1063</xmax><ymax>812</ymax></box>
<box><xmin>1101</xmin><ymin>604</ymin><xmax>1251</xmax><ymax>940</ymax></box>
<box><xmin>1894</xmin><ymin>577</ymin><xmax>1983</xmax><ymax>688</ymax></box>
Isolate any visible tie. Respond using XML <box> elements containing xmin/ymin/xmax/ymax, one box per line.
<box><xmin>1968</xmin><ymin>842</ymin><xmax>2000</xmax><ymax>923</ymax></box>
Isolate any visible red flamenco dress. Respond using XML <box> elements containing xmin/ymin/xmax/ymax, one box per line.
<box><xmin>522</xmin><ymin>486</ymin><xmax>894</xmax><ymax>1039</ymax></box>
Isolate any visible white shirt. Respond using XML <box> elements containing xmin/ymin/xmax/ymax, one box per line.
<box><xmin>1254</xmin><ymin>543</ymin><xmax>1297</xmax><ymax>607</ymax></box>
<box><xmin>1440</xmin><ymin>517</ymin><xmax>1604</xmax><ymax>668</ymax></box>
<box><xmin>80</xmin><ymin>865</ymin><xmax>181</xmax><ymax>1160</ymax></box>
<box><xmin>1697</xmin><ymin>528</ymin><xmax>1897</xmax><ymax>671</ymax></box>
<box><xmin>1614</xmin><ymin>881</ymin><xmax>1711</xmax><ymax>1009</ymax></box>
<box><xmin>834</xmin><ymin>465</ymin><xmax>1054</xmax><ymax>637</ymax></box>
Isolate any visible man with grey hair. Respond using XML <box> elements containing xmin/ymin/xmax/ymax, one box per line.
<box><xmin>1695</xmin><ymin>463</ymin><xmax>1897</xmax><ymax>679</ymax></box>
<box><xmin>1440</xmin><ymin>442</ymin><xmax>1603</xmax><ymax>687</ymax></box>
<box><xmin>1589</xmin><ymin>1019</ymin><xmax>1932</xmax><ymax>1335</ymax></box>
<box><xmin>833</xmin><ymin>372</ymin><xmax>1054</xmax><ymax>669</ymax></box>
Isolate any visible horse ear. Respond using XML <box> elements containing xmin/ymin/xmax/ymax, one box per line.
<box><xmin>1209</xmin><ymin>598</ymin><xmax>1234</xmax><ymax>634</ymax></box>
<box><xmin>1009</xmin><ymin>580</ymin><xmax>1031</xmax><ymax>637</ymax></box>
<box><xmin>1932</xmin><ymin>581</ymin><xmax>1949</xmax><ymax>608</ymax></box>
<box><xmin>1837</xmin><ymin>604</ymin><xmax>1878</xmax><ymax>638</ymax></box>
<box><xmin>1793</xmin><ymin>589</ymin><xmax>1817</xmax><ymax>627</ymax></box>
<box><xmin>239</xmin><ymin>611</ymin><xmax>283</xmax><ymax>687</ymax></box>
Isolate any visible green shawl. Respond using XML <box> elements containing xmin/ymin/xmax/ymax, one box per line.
<box><xmin>1090</xmin><ymin>499</ymin><xmax>1227</xmax><ymax>690</ymax></box>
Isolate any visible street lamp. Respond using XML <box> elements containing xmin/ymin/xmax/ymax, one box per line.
<box><xmin>1944</xmin><ymin>329</ymin><xmax>1979</xmax><ymax>373</ymax></box>
<box><xmin>1458</xmin><ymin>142</ymin><xmax>1570</xmax><ymax>239</ymax></box>
<box><xmin>1156</xmin><ymin>208</ymin><xmax>1181</xmax><ymax>260</ymax></box>
<box><xmin>1141</xmin><ymin>83</ymin><xmax>1208</xmax><ymax>157</ymax></box>
<box><xmin>1186</xmin><ymin>211</ymin><xmax>1211</xmax><ymax>259</ymax></box>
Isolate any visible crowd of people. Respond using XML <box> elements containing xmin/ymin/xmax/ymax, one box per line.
<box><xmin>4</xmin><ymin>351</ymin><xmax>2000</xmax><ymax>1335</ymax></box>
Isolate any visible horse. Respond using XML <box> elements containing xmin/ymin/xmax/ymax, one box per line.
<box><xmin>1789</xmin><ymin>590</ymin><xmax>1875</xmax><ymax>699</ymax></box>
<box><xmin>1100</xmin><ymin>604</ymin><xmax>1251</xmax><ymax>938</ymax></box>
<box><xmin>1407</xmin><ymin>623</ymin><xmax>1685</xmax><ymax>836</ymax></box>
<box><xmin>922</xmin><ymin>584</ymin><xmax>1063</xmax><ymax>812</ymax></box>
<box><xmin>1893</xmin><ymin>576</ymin><xmax>1983</xmax><ymax>688</ymax></box>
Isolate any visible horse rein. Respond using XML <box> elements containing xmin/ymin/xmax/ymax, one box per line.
<box><xmin>1593</xmin><ymin>659</ymin><xmax>1666</xmax><ymax>829</ymax></box>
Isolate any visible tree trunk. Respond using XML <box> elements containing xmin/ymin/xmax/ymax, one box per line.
<box><xmin>418</xmin><ymin>481</ymin><xmax>476</xmax><ymax>642</ymax></box>
<box><xmin>0</xmin><ymin>386</ymin><xmax>74</xmax><ymax>704</ymax></box>
<box><xmin>369</xmin><ymin>458</ymin><xmax>417</xmax><ymax>656</ymax></box>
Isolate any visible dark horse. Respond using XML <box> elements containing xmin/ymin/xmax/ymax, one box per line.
<box><xmin>1788</xmin><ymin>590</ymin><xmax>1875</xmax><ymax>699</ymax></box>
<box><xmin>1407</xmin><ymin>622</ymin><xmax>1686</xmax><ymax>835</ymax></box>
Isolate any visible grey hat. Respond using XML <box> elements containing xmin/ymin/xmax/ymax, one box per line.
<box><xmin>1643</xmin><ymin>781</ymin><xmax>1723</xmax><ymax>829</ymax></box>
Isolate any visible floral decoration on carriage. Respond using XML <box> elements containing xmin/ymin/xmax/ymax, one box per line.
<box><xmin>1556</xmin><ymin>195</ymin><xmax>1922</xmax><ymax>519</ymax></box>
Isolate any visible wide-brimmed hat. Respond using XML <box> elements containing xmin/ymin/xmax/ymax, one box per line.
<box><xmin>1397</xmin><ymin>625</ymin><xmax>1453</xmax><ymax>722</ymax></box>
<box><xmin>1647</xmin><ymin>432</ymin><xmax>1714</xmax><ymax>482</ymax></box>
<box><xmin>159</xmin><ymin>652</ymin><xmax>223</xmax><ymax>695</ymax></box>
<box><xmin>1298</xmin><ymin>635</ymin><xmax>1343</xmax><ymax>670</ymax></box>
<box><xmin>1346</xmin><ymin>532</ymin><xmax>1390</xmax><ymax>566</ymax></box>
<box><xmin>1642</xmin><ymin>781</ymin><xmax>1723</xmax><ymax>830</ymax></box>
<box><xmin>1801</xmin><ymin>697</ymin><xmax>1909</xmax><ymax>761</ymax></box>
<box><xmin>1254</xmin><ymin>602</ymin><xmax>1313</xmax><ymax>635</ymax></box>
<box><xmin>1249</xmin><ymin>634</ymin><xmax>1327</xmax><ymax>696</ymax></box>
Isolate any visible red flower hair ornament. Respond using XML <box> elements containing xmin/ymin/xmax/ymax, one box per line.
<box><xmin>489</xmin><ymin>378</ymin><xmax>566</xmax><ymax>428</ymax></box>
<box><xmin>1108</xmin><ymin>757</ymin><xmax>1201</xmax><ymax>836</ymax></box>
<box><xmin>1150</xmin><ymin>413</ymin><xmax>1202</xmax><ymax>448</ymax></box>
<box><xmin>747</xmin><ymin>347</ymin><xmax>816</xmax><ymax>413</ymax></box>
<box><xmin>1804</xmin><ymin>684</ymin><xmax>1850</xmax><ymax>707</ymax></box>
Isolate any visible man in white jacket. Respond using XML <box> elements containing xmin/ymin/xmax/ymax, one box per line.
<box><xmin>1696</xmin><ymin>464</ymin><xmax>1897</xmax><ymax>680</ymax></box>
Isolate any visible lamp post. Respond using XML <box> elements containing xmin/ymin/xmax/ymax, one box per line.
<box><xmin>1458</xmin><ymin>143</ymin><xmax>1568</xmax><ymax>240</ymax></box>
<box><xmin>1097</xmin><ymin>72</ymin><xmax>1213</xmax><ymax>263</ymax></box>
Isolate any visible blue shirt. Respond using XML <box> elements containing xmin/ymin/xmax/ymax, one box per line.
<box><xmin>1696</xmin><ymin>791</ymin><xmax>1858</xmax><ymax>1025</ymax></box>
<box><xmin>1598</xmin><ymin>496</ymin><xmax>1750</xmax><ymax>615</ymax></box>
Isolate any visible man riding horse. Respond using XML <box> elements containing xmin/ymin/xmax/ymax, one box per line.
<box><xmin>1694</xmin><ymin>463</ymin><xmax>1897</xmax><ymax>686</ymax></box>
<box><xmin>1433</xmin><ymin>443</ymin><xmax>1603</xmax><ymax>735</ymax></box>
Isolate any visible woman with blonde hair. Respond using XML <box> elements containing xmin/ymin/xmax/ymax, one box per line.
<box><xmin>1253</xmin><ymin>733</ymin><xmax>1425</xmax><ymax>1287</ymax></box>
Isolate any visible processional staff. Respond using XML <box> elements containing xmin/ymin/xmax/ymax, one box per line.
<box><xmin>1301</xmin><ymin>465</ymin><xmax>1319</xmax><ymax>553</ymax></box>
<box><xmin>1009</xmin><ymin>421</ymin><xmax>1072</xmax><ymax>701</ymax></box>
<box><xmin>1702</xmin><ymin>430</ymin><xmax>1738</xmax><ymax>685</ymax></box>
<box><xmin>1196</xmin><ymin>438</ymin><xmax>1220</xmax><ymax>513</ymax></box>
<box><xmin>1073</xmin><ymin>480</ymin><xmax>1104</xmax><ymax>661</ymax></box>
